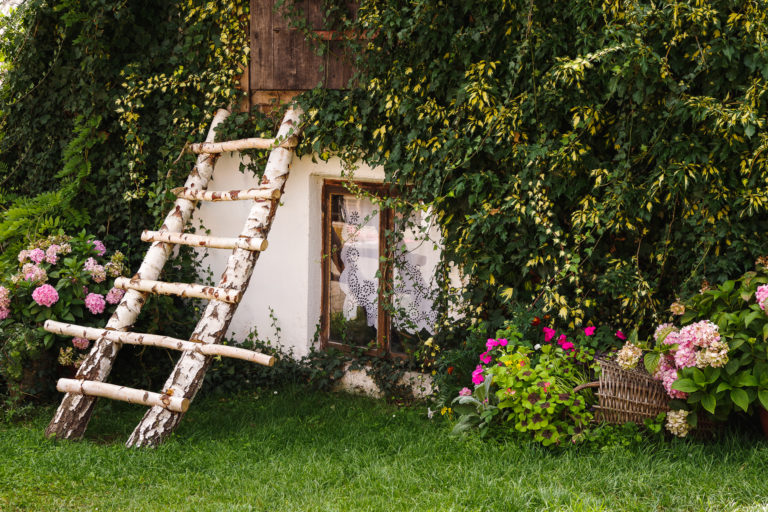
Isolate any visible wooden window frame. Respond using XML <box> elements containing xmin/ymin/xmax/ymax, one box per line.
<box><xmin>321</xmin><ymin>179</ymin><xmax>410</xmax><ymax>358</ymax></box>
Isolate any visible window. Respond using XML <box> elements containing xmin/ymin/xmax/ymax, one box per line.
<box><xmin>320</xmin><ymin>180</ymin><xmax>438</xmax><ymax>357</ymax></box>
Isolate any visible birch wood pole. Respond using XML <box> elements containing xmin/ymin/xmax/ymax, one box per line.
<box><xmin>126</xmin><ymin>107</ymin><xmax>302</xmax><ymax>448</ymax></box>
<box><xmin>45</xmin><ymin>109</ymin><xmax>231</xmax><ymax>440</ymax></box>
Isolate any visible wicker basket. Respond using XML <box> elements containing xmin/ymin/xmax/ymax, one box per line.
<box><xmin>574</xmin><ymin>358</ymin><xmax>722</xmax><ymax>437</ymax></box>
<box><xmin>576</xmin><ymin>358</ymin><xmax>669</xmax><ymax>425</ymax></box>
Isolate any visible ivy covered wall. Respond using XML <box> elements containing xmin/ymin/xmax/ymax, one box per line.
<box><xmin>298</xmin><ymin>0</ymin><xmax>768</xmax><ymax>339</ymax></box>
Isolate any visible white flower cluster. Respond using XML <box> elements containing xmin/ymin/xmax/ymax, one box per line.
<box><xmin>616</xmin><ymin>341</ymin><xmax>643</xmax><ymax>370</ymax></box>
<box><xmin>665</xmin><ymin>409</ymin><xmax>690</xmax><ymax>438</ymax></box>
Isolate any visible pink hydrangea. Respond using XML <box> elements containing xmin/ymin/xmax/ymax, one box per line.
<box><xmin>757</xmin><ymin>284</ymin><xmax>768</xmax><ymax>311</ymax></box>
<box><xmin>85</xmin><ymin>293</ymin><xmax>106</xmax><ymax>314</ymax></box>
<box><xmin>17</xmin><ymin>250</ymin><xmax>29</xmax><ymax>263</ymax></box>
<box><xmin>72</xmin><ymin>337</ymin><xmax>90</xmax><ymax>350</ymax></box>
<box><xmin>471</xmin><ymin>365</ymin><xmax>485</xmax><ymax>385</ymax></box>
<box><xmin>105</xmin><ymin>287</ymin><xmax>125</xmax><ymax>305</ymax></box>
<box><xmin>662</xmin><ymin>330</ymin><xmax>680</xmax><ymax>346</ymax></box>
<box><xmin>28</xmin><ymin>248</ymin><xmax>45</xmax><ymax>264</ymax></box>
<box><xmin>23</xmin><ymin>263</ymin><xmax>47</xmax><ymax>283</ymax></box>
<box><xmin>84</xmin><ymin>257</ymin><xmax>106</xmax><ymax>283</ymax></box>
<box><xmin>542</xmin><ymin>327</ymin><xmax>556</xmax><ymax>342</ymax></box>
<box><xmin>0</xmin><ymin>286</ymin><xmax>9</xmax><ymax>320</ymax></box>
<box><xmin>32</xmin><ymin>284</ymin><xmax>59</xmax><ymax>307</ymax></box>
<box><xmin>679</xmin><ymin>320</ymin><xmax>720</xmax><ymax>348</ymax></box>
<box><xmin>459</xmin><ymin>387</ymin><xmax>472</xmax><ymax>396</ymax></box>
<box><xmin>91</xmin><ymin>240</ymin><xmax>106</xmax><ymax>256</ymax></box>
<box><xmin>45</xmin><ymin>244</ymin><xmax>60</xmax><ymax>264</ymax></box>
<box><xmin>654</xmin><ymin>323</ymin><xmax>675</xmax><ymax>342</ymax></box>
<box><xmin>674</xmin><ymin>344</ymin><xmax>697</xmax><ymax>368</ymax></box>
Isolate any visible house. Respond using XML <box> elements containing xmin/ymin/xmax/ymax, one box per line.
<box><xmin>195</xmin><ymin>0</ymin><xmax>441</xmax><ymax>369</ymax></box>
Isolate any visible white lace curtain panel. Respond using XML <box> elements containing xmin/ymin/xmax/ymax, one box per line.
<box><xmin>337</xmin><ymin>196</ymin><xmax>437</xmax><ymax>334</ymax></box>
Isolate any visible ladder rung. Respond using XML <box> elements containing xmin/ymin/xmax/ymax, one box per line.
<box><xmin>44</xmin><ymin>320</ymin><xmax>276</xmax><ymax>366</ymax></box>
<box><xmin>56</xmin><ymin>379</ymin><xmax>189</xmax><ymax>413</ymax></box>
<box><xmin>189</xmin><ymin>136</ymin><xmax>298</xmax><ymax>154</ymax></box>
<box><xmin>171</xmin><ymin>187</ymin><xmax>281</xmax><ymax>202</ymax></box>
<box><xmin>141</xmin><ymin>231</ymin><xmax>268</xmax><ymax>252</ymax></box>
<box><xmin>114</xmin><ymin>277</ymin><xmax>241</xmax><ymax>303</ymax></box>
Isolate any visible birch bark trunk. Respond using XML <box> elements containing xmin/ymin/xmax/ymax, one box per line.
<box><xmin>45</xmin><ymin>109</ymin><xmax>231</xmax><ymax>440</ymax></box>
<box><xmin>126</xmin><ymin>107</ymin><xmax>302</xmax><ymax>448</ymax></box>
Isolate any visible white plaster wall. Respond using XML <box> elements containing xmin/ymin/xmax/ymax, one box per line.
<box><xmin>192</xmin><ymin>153</ymin><xmax>385</xmax><ymax>358</ymax></box>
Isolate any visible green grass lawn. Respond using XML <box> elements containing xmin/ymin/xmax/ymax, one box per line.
<box><xmin>2</xmin><ymin>386</ymin><xmax>768</xmax><ymax>512</ymax></box>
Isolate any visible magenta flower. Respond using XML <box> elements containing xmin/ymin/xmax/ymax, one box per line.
<box><xmin>584</xmin><ymin>326</ymin><xmax>596</xmax><ymax>336</ymax></box>
<box><xmin>486</xmin><ymin>338</ymin><xmax>497</xmax><ymax>350</ymax></box>
<box><xmin>498</xmin><ymin>338</ymin><xmax>508</xmax><ymax>347</ymax></box>
<box><xmin>543</xmin><ymin>327</ymin><xmax>556</xmax><ymax>342</ymax></box>
<box><xmin>479</xmin><ymin>351</ymin><xmax>492</xmax><ymax>364</ymax></box>
<box><xmin>471</xmin><ymin>365</ymin><xmax>485</xmax><ymax>385</ymax></box>
<box><xmin>616</xmin><ymin>330</ymin><xmax>627</xmax><ymax>340</ymax></box>
<box><xmin>557</xmin><ymin>334</ymin><xmax>567</xmax><ymax>345</ymax></box>
<box><xmin>459</xmin><ymin>387</ymin><xmax>472</xmax><ymax>396</ymax></box>
<box><xmin>561</xmin><ymin>341</ymin><xmax>575</xmax><ymax>351</ymax></box>
<box><xmin>32</xmin><ymin>284</ymin><xmax>59</xmax><ymax>307</ymax></box>
<box><xmin>85</xmin><ymin>293</ymin><xmax>106</xmax><ymax>314</ymax></box>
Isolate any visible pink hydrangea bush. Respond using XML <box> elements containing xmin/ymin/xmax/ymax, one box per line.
<box><xmin>0</xmin><ymin>234</ymin><xmax>127</xmax><ymax>372</ymax></box>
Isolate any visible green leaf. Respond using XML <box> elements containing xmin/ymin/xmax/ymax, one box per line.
<box><xmin>691</xmin><ymin>368</ymin><xmax>706</xmax><ymax>387</ymax></box>
<box><xmin>671</xmin><ymin>378</ymin><xmax>699</xmax><ymax>393</ymax></box>
<box><xmin>745</xmin><ymin>310</ymin><xmax>762</xmax><ymax>328</ymax></box>
<box><xmin>759</xmin><ymin>390</ymin><xmax>768</xmax><ymax>411</ymax></box>
<box><xmin>730</xmin><ymin>388</ymin><xmax>750</xmax><ymax>412</ymax></box>
<box><xmin>701</xmin><ymin>393</ymin><xmax>716</xmax><ymax>414</ymax></box>
<box><xmin>733</xmin><ymin>371</ymin><xmax>758</xmax><ymax>387</ymax></box>
<box><xmin>716</xmin><ymin>382</ymin><xmax>732</xmax><ymax>393</ymax></box>
<box><xmin>721</xmin><ymin>280</ymin><xmax>735</xmax><ymax>293</ymax></box>
<box><xmin>644</xmin><ymin>352</ymin><xmax>660</xmax><ymax>375</ymax></box>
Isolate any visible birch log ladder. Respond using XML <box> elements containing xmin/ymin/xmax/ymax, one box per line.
<box><xmin>44</xmin><ymin>106</ymin><xmax>302</xmax><ymax>447</ymax></box>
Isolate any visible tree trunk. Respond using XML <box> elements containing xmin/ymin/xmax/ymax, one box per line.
<box><xmin>45</xmin><ymin>109</ymin><xmax>231</xmax><ymax>440</ymax></box>
<box><xmin>126</xmin><ymin>107</ymin><xmax>302</xmax><ymax>448</ymax></box>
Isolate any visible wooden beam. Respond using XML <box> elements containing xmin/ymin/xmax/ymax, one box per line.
<box><xmin>57</xmin><ymin>379</ymin><xmax>189</xmax><ymax>413</ymax></box>
<box><xmin>141</xmin><ymin>231</ymin><xmax>268</xmax><ymax>252</ymax></box>
<box><xmin>189</xmin><ymin>136</ymin><xmax>297</xmax><ymax>154</ymax></box>
<box><xmin>114</xmin><ymin>277</ymin><xmax>241</xmax><ymax>304</ymax></box>
<box><xmin>171</xmin><ymin>187</ymin><xmax>280</xmax><ymax>202</ymax></box>
<box><xmin>44</xmin><ymin>321</ymin><xmax>275</xmax><ymax>366</ymax></box>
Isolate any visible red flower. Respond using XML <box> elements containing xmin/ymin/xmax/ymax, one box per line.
<box><xmin>532</xmin><ymin>316</ymin><xmax>541</xmax><ymax>326</ymax></box>
<box><xmin>447</xmin><ymin>366</ymin><xmax>454</xmax><ymax>375</ymax></box>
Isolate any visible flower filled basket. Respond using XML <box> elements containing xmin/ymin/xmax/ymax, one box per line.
<box><xmin>575</xmin><ymin>358</ymin><xmax>669</xmax><ymax>425</ymax></box>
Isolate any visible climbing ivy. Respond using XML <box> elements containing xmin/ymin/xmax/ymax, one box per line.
<box><xmin>296</xmin><ymin>0</ymin><xmax>768</xmax><ymax>342</ymax></box>
<box><xmin>0</xmin><ymin>0</ymin><xmax>250</xmax><ymax>273</ymax></box>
